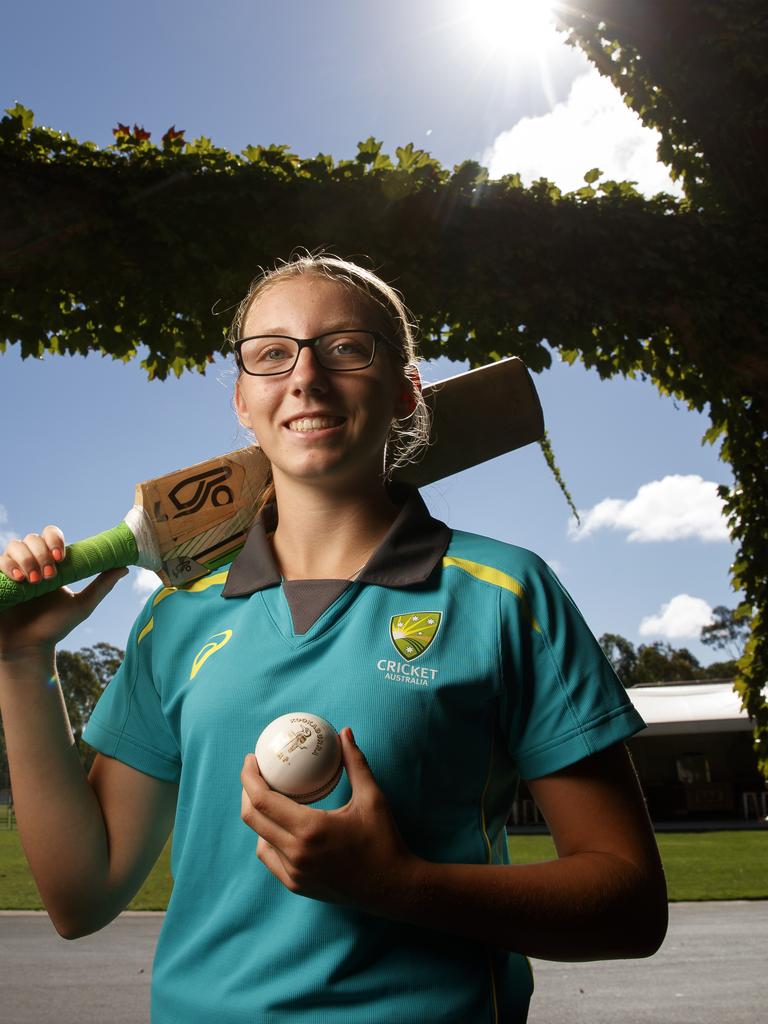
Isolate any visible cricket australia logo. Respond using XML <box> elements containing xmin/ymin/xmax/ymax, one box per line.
<box><xmin>390</xmin><ymin>612</ymin><xmax>442</xmax><ymax>661</ymax></box>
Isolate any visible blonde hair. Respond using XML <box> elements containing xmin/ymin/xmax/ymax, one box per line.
<box><xmin>229</xmin><ymin>251</ymin><xmax>431</xmax><ymax>496</ymax></box>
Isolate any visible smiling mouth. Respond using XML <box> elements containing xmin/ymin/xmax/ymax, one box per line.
<box><xmin>286</xmin><ymin>416</ymin><xmax>347</xmax><ymax>433</ymax></box>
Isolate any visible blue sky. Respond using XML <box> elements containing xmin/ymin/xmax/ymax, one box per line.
<box><xmin>1</xmin><ymin>1</ymin><xmax>738</xmax><ymax>664</ymax></box>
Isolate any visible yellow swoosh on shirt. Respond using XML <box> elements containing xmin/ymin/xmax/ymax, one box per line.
<box><xmin>190</xmin><ymin>630</ymin><xmax>233</xmax><ymax>680</ymax></box>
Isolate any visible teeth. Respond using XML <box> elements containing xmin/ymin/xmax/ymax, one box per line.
<box><xmin>288</xmin><ymin>417</ymin><xmax>345</xmax><ymax>432</ymax></box>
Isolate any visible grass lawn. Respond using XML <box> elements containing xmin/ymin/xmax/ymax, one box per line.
<box><xmin>1</xmin><ymin>828</ymin><xmax>766</xmax><ymax>910</ymax></box>
<box><xmin>508</xmin><ymin>830</ymin><xmax>768</xmax><ymax>901</ymax></box>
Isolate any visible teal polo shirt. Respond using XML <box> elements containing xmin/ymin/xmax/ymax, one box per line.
<box><xmin>83</xmin><ymin>483</ymin><xmax>645</xmax><ymax>1023</ymax></box>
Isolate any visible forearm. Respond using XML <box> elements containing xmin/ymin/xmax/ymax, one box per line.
<box><xmin>381</xmin><ymin>850</ymin><xmax>667</xmax><ymax>961</ymax></box>
<box><xmin>0</xmin><ymin>650</ymin><xmax>110</xmax><ymax>937</ymax></box>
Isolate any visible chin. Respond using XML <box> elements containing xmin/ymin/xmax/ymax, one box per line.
<box><xmin>276</xmin><ymin>454</ymin><xmax>384</xmax><ymax>489</ymax></box>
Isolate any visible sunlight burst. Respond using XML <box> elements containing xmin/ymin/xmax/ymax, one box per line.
<box><xmin>466</xmin><ymin>0</ymin><xmax>560</xmax><ymax>56</ymax></box>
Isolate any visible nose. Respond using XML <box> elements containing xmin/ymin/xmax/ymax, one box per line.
<box><xmin>289</xmin><ymin>343</ymin><xmax>329</xmax><ymax>394</ymax></box>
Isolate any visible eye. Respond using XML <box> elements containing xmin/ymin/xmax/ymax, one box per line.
<box><xmin>243</xmin><ymin>338</ymin><xmax>295</xmax><ymax>366</ymax></box>
<box><xmin>332</xmin><ymin>339</ymin><xmax>366</xmax><ymax>355</ymax></box>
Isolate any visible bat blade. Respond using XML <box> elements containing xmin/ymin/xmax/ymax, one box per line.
<box><xmin>397</xmin><ymin>356</ymin><xmax>544</xmax><ymax>487</ymax></box>
<box><xmin>136</xmin><ymin>446</ymin><xmax>270</xmax><ymax>587</ymax></box>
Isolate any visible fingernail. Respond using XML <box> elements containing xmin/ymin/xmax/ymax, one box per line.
<box><xmin>52</xmin><ymin>548</ymin><xmax>63</xmax><ymax>562</ymax></box>
<box><xmin>29</xmin><ymin>570</ymin><xmax>41</xmax><ymax>584</ymax></box>
<box><xmin>11</xmin><ymin>568</ymin><xmax>24</xmax><ymax>581</ymax></box>
<box><xmin>347</xmin><ymin>727</ymin><xmax>356</xmax><ymax>746</ymax></box>
<box><xmin>43</xmin><ymin>565</ymin><xmax>56</xmax><ymax>579</ymax></box>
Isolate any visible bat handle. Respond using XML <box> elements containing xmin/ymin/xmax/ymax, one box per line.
<box><xmin>0</xmin><ymin>522</ymin><xmax>140</xmax><ymax>612</ymax></box>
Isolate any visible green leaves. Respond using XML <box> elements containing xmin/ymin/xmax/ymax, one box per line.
<box><xmin>4</xmin><ymin>102</ymin><xmax>34</xmax><ymax>130</ymax></box>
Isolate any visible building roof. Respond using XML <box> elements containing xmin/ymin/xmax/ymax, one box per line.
<box><xmin>626</xmin><ymin>680</ymin><xmax>759</xmax><ymax>736</ymax></box>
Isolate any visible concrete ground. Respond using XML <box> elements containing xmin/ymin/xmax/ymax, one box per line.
<box><xmin>528</xmin><ymin>900</ymin><xmax>767</xmax><ymax>1024</ymax></box>
<box><xmin>0</xmin><ymin>901</ymin><xmax>765</xmax><ymax>1023</ymax></box>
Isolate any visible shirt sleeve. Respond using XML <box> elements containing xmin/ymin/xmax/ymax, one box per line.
<box><xmin>82</xmin><ymin>590</ymin><xmax>182</xmax><ymax>783</ymax></box>
<box><xmin>498</xmin><ymin>554</ymin><xmax>646</xmax><ymax>780</ymax></box>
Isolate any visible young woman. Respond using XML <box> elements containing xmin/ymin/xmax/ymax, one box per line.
<box><xmin>0</xmin><ymin>254</ymin><xmax>667</xmax><ymax>1023</ymax></box>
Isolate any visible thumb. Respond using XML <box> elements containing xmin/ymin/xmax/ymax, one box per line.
<box><xmin>76</xmin><ymin>566</ymin><xmax>130</xmax><ymax>613</ymax></box>
<box><xmin>341</xmin><ymin>727</ymin><xmax>377</xmax><ymax>790</ymax></box>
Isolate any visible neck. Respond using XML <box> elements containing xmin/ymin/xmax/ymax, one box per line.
<box><xmin>268</xmin><ymin>473</ymin><xmax>402</xmax><ymax>581</ymax></box>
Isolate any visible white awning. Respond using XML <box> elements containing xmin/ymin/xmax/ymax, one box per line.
<box><xmin>627</xmin><ymin>681</ymin><xmax>760</xmax><ymax>736</ymax></box>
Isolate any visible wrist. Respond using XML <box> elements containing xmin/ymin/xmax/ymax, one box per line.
<box><xmin>369</xmin><ymin>853</ymin><xmax>431</xmax><ymax>923</ymax></box>
<box><xmin>0</xmin><ymin>643</ymin><xmax>57</xmax><ymax>671</ymax></box>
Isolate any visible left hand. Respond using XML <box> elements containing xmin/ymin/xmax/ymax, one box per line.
<box><xmin>240</xmin><ymin>727</ymin><xmax>423</xmax><ymax>912</ymax></box>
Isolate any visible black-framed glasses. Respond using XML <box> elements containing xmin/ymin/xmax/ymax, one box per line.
<box><xmin>234</xmin><ymin>330</ymin><xmax>405</xmax><ymax>376</ymax></box>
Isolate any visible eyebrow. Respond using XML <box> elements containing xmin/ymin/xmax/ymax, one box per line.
<box><xmin>242</xmin><ymin>323</ymin><xmax>370</xmax><ymax>337</ymax></box>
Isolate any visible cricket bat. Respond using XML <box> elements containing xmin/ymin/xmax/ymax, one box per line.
<box><xmin>0</xmin><ymin>357</ymin><xmax>543</xmax><ymax>610</ymax></box>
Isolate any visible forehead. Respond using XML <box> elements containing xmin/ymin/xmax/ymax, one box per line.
<box><xmin>242</xmin><ymin>274</ymin><xmax>384</xmax><ymax>336</ymax></box>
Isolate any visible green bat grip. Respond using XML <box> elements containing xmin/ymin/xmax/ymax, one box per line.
<box><xmin>0</xmin><ymin>521</ymin><xmax>140</xmax><ymax>612</ymax></box>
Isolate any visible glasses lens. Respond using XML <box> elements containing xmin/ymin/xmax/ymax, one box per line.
<box><xmin>316</xmin><ymin>331</ymin><xmax>375</xmax><ymax>370</ymax></box>
<box><xmin>239</xmin><ymin>337</ymin><xmax>299</xmax><ymax>374</ymax></box>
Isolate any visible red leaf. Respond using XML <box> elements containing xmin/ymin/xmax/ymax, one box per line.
<box><xmin>113</xmin><ymin>122</ymin><xmax>131</xmax><ymax>138</ymax></box>
<box><xmin>132</xmin><ymin>124</ymin><xmax>151</xmax><ymax>142</ymax></box>
<box><xmin>162</xmin><ymin>125</ymin><xmax>186</xmax><ymax>145</ymax></box>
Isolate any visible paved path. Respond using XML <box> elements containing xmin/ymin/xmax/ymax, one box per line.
<box><xmin>528</xmin><ymin>900</ymin><xmax>767</xmax><ymax>1023</ymax></box>
<box><xmin>0</xmin><ymin>902</ymin><xmax>765</xmax><ymax>1022</ymax></box>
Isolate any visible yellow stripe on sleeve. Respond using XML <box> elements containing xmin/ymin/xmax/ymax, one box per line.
<box><xmin>137</xmin><ymin>617</ymin><xmax>154</xmax><ymax>645</ymax></box>
<box><xmin>182</xmin><ymin>570</ymin><xmax>230</xmax><ymax>593</ymax></box>
<box><xmin>442</xmin><ymin>555</ymin><xmax>541</xmax><ymax>633</ymax></box>
<box><xmin>137</xmin><ymin>570</ymin><xmax>230</xmax><ymax>646</ymax></box>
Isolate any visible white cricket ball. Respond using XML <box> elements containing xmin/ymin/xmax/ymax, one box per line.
<box><xmin>255</xmin><ymin>712</ymin><xmax>343</xmax><ymax>804</ymax></box>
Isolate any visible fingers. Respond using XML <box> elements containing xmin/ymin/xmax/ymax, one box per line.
<box><xmin>0</xmin><ymin>526</ymin><xmax>66</xmax><ymax>584</ymax></box>
<box><xmin>339</xmin><ymin>728</ymin><xmax>378</xmax><ymax>798</ymax></box>
<box><xmin>240</xmin><ymin>754</ymin><xmax>309</xmax><ymax>844</ymax></box>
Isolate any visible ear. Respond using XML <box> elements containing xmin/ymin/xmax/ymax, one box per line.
<box><xmin>394</xmin><ymin>364</ymin><xmax>421</xmax><ymax>420</ymax></box>
<box><xmin>234</xmin><ymin>377</ymin><xmax>253</xmax><ymax>431</ymax></box>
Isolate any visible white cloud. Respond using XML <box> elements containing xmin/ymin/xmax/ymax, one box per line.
<box><xmin>568</xmin><ymin>475</ymin><xmax>730</xmax><ymax>543</ymax></box>
<box><xmin>482</xmin><ymin>66</ymin><xmax>683</xmax><ymax>198</ymax></box>
<box><xmin>133</xmin><ymin>567</ymin><xmax>162</xmax><ymax>597</ymax></box>
<box><xmin>639</xmin><ymin>594</ymin><xmax>714</xmax><ymax>640</ymax></box>
<box><xmin>0</xmin><ymin>504</ymin><xmax>18</xmax><ymax>550</ymax></box>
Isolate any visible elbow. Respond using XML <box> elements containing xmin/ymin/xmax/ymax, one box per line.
<box><xmin>50</xmin><ymin>909</ymin><xmax>91</xmax><ymax>940</ymax></box>
<box><xmin>56</xmin><ymin>916</ymin><xmax>110</xmax><ymax>941</ymax></box>
<box><xmin>50</xmin><ymin>900</ymin><xmax>119</xmax><ymax>941</ymax></box>
<box><xmin>625</xmin><ymin>869</ymin><xmax>669</xmax><ymax>958</ymax></box>
<box><xmin>636</xmin><ymin>896</ymin><xmax>668</xmax><ymax>958</ymax></box>
<box><xmin>50</xmin><ymin>912</ymin><xmax>84</xmax><ymax>941</ymax></box>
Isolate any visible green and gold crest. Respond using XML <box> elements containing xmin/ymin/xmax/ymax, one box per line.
<box><xmin>390</xmin><ymin>611</ymin><xmax>442</xmax><ymax>660</ymax></box>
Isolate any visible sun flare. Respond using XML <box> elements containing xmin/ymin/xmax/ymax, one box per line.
<box><xmin>466</xmin><ymin>0</ymin><xmax>559</xmax><ymax>56</ymax></box>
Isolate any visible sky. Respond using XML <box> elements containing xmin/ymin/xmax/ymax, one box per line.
<box><xmin>0</xmin><ymin>0</ymin><xmax>739</xmax><ymax>666</ymax></box>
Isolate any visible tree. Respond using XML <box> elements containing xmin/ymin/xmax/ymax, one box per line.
<box><xmin>1</xmin><ymin>1</ymin><xmax>766</xmax><ymax>772</ymax></box>
<box><xmin>599</xmin><ymin>633</ymin><xmax>639</xmax><ymax>686</ymax></box>
<box><xmin>700</xmin><ymin>605</ymin><xmax>752</xmax><ymax>660</ymax></box>
<box><xmin>0</xmin><ymin>643</ymin><xmax>124</xmax><ymax>785</ymax></box>
<box><xmin>600</xmin><ymin>632</ymin><xmax>739</xmax><ymax>686</ymax></box>
<box><xmin>634</xmin><ymin>642</ymin><xmax>703</xmax><ymax>685</ymax></box>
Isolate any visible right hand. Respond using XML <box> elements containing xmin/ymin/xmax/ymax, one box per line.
<box><xmin>0</xmin><ymin>526</ymin><xmax>128</xmax><ymax>661</ymax></box>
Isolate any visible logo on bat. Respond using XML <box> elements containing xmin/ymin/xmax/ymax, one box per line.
<box><xmin>389</xmin><ymin>612</ymin><xmax>442</xmax><ymax>660</ymax></box>
<box><xmin>169</xmin><ymin>466</ymin><xmax>234</xmax><ymax>518</ymax></box>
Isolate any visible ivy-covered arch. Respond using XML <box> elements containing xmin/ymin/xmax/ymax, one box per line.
<box><xmin>1</xmin><ymin>0</ymin><xmax>766</xmax><ymax>770</ymax></box>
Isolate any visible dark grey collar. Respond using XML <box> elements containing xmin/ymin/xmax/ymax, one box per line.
<box><xmin>221</xmin><ymin>483</ymin><xmax>451</xmax><ymax>598</ymax></box>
